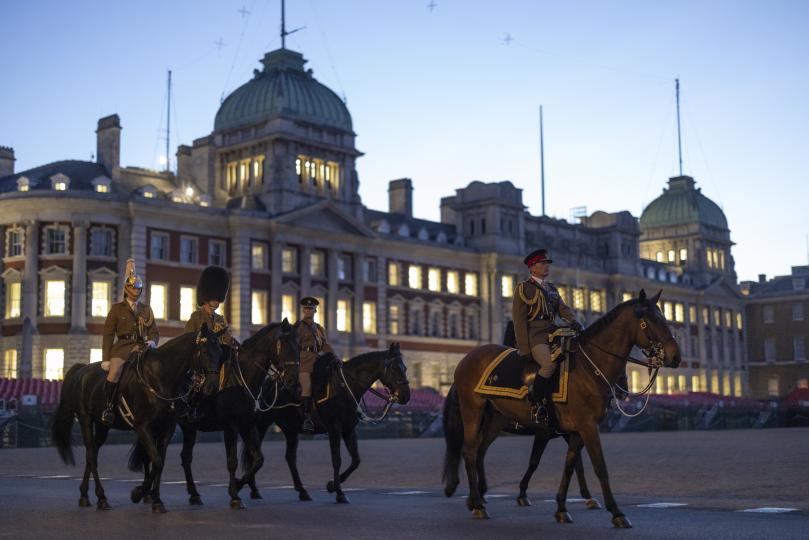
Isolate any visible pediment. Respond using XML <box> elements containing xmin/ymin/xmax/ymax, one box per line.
<box><xmin>273</xmin><ymin>201</ymin><xmax>376</xmax><ymax>238</ymax></box>
<box><xmin>701</xmin><ymin>276</ymin><xmax>744</xmax><ymax>299</ymax></box>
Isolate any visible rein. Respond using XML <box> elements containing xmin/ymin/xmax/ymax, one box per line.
<box><xmin>134</xmin><ymin>339</ymin><xmax>210</xmax><ymax>402</ymax></box>
<box><xmin>337</xmin><ymin>355</ymin><xmax>404</xmax><ymax>424</ymax></box>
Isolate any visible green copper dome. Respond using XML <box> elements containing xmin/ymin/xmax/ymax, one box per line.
<box><xmin>640</xmin><ymin>176</ymin><xmax>728</xmax><ymax>230</ymax></box>
<box><xmin>214</xmin><ymin>49</ymin><xmax>352</xmax><ymax>132</ymax></box>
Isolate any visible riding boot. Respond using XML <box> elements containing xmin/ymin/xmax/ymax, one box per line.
<box><xmin>301</xmin><ymin>397</ymin><xmax>315</xmax><ymax>434</ymax></box>
<box><xmin>100</xmin><ymin>381</ymin><xmax>119</xmax><ymax>426</ymax></box>
<box><xmin>531</xmin><ymin>375</ymin><xmax>552</xmax><ymax>425</ymax></box>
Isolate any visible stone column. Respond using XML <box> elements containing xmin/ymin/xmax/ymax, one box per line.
<box><xmin>70</xmin><ymin>220</ymin><xmax>88</xmax><ymax>333</ymax></box>
<box><xmin>327</xmin><ymin>249</ymin><xmax>339</xmax><ymax>341</ymax></box>
<box><xmin>352</xmin><ymin>252</ymin><xmax>366</xmax><ymax>350</ymax></box>
<box><xmin>270</xmin><ymin>240</ymin><xmax>283</xmax><ymax>322</ymax></box>
<box><xmin>130</xmin><ymin>220</ymin><xmax>147</xmax><ymax>285</ymax></box>
<box><xmin>230</xmin><ymin>233</ymin><xmax>252</xmax><ymax>339</ymax></box>
<box><xmin>117</xmin><ymin>220</ymin><xmax>132</xmax><ymax>300</ymax></box>
<box><xmin>376</xmin><ymin>255</ymin><xmax>388</xmax><ymax>349</ymax></box>
<box><xmin>22</xmin><ymin>219</ymin><xmax>39</xmax><ymax>329</ymax></box>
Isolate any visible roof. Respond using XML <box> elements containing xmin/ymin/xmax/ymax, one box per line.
<box><xmin>640</xmin><ymin>176</ymin><xmax>728</xmax><ymax>230</ymax></box>
<box><xmin>0</xmin><ymin>160</ymin><xmax>111</xmax><ymax>194</ymax></box>
<box><xmin>363</xmin><ymin>208</ymin><xmax>461</xmax><ymax>246</ymax></box>
<box><xmin>214</xmin><ymin>48</ymin><xmax>353</xmax><ymax>133</ymax></box>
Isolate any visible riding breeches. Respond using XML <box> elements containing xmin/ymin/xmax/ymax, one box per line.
<box><xmin>106</xmin><ymin>357</ymin><xmax>125</xmax><ymax>383</ymax></box>
<box><xmin>530</xmin><ymin>343</ymin><xmax>554</xmax><ymax>379</ymax></box>
<box><xmin>299</xmin><ymin>372</ymin><xmax>311</xmax><ymax>398</ymax></box>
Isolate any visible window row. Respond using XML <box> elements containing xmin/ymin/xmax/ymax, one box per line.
<box><xmin>655</xmin><ymin>248</ymin><xmax>688</xmax><ymax>264</ymax></box>
<box><xmin>764</xmin><ymin>336</ymin><xmax>807</xmax><ymax>363</ymax></box>
<box><xmin>628</xmin><ymin>368</ymin><xmax>743</xmax><ymax>397</ymax></box>
<box><xmin>762</xmin><ymin>303</ymin><xmax>805</xmax><ymax>323</ymax></box>
<box><xmin>4</xmin><ymin>225</ymin><xmax>117</xmax><ymax>258</ymax></box>
<box><xmin>295</xmin><ymin>155</ymin><xmax>341</xmax><ymax>194</ymax></box>
<box><xmin>387</xmin><ymin>263</ymin><xmax>479</xmax><ymax>296</ymax></box>
<box><xmin>150</xmin><ymin>232</ymin><xmax>227</xmax><ymax>266</ymax></box>
<box><xmin>224</xmin><ymin>154</ymin><xmax>265</xmax><ymax>193</ymax></box>
<box><xmin>14</xmin><ymin>173</ymin><xmax>111</xmax><ymax>194</ymax></box>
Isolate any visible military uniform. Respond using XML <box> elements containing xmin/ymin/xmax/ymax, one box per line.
<box><xmin>295</xmin><ymin>317</ymin><xmax>334</xmax><ymax>385</ymax></box>
<box><xmin>184</xmin><ymin>309</ymin><xmax>232</xmax><ymax>344</ymax></box>
<box><xmin>102</xmin><ymin>300</ymin><xmax>159</xmax><ymax>363</ymax></box>
<box><xmin>185</xmin><ymin>265</ymin><xmax>232</xmax><ymax>344</ymax></box>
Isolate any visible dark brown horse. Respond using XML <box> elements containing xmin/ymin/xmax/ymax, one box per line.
<box><xmin>443</xmin><ymin>290</ymin><xmax>681</xmax><ymax>527</ymax></box>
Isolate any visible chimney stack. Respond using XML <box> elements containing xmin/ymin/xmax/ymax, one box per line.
<box><xmin>758</xmin><ymin>273</ymin><xmax>767</xmax><ymax>283</ymax></box>
<box><xmin>0</xmin><ymin>146</ymin><xmax>15</xmax><ymax>177</ymax></box>
<box><xmin>176</xmin><ymin>145</ymin><xmax>192</xmax><ymax>185</ymax></box>
<box><xmin>388</xmin><ymin>178</ymin><xmax>413</xmax><ymax>217</ymax></box>
<box><xmin>96</xmin><ymin>114</ymin><xmax>121</xmax><ymax>180</ymax></box>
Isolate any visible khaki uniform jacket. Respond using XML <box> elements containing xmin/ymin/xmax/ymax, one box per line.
<box><xmin>295</xmin><ymin>318</ymin><xmax>334</xmax><ymax>372</ymax></box>
<box><xmin>102</xmin><ymin>301</ymin><xmax>159</xmax><ymax>362</ymax></box>
<box><xmin>512</xmin><ymin>278</ymin><xmax>577</xmax><ymax>356</ymax></box>
<box><xmin>184</xmin><ymin>308</ymin><xmax>233</xmax><ymax>344</ymax></box>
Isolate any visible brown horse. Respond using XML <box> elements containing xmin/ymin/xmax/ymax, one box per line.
<box><xmin>443</xmin><ymin>290</ymin><xmax>681</xmax><ymax>527</ymax></box>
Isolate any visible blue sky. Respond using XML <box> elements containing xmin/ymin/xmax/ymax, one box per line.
<box><xmin>2</xmin><ymin>0</ymin><xmax>807</xmax><ymax>282</ymax></box>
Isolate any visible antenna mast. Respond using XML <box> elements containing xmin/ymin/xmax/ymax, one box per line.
<box><xmin>676</xmin><ymin>78</ymin><xmax>683</xmax><ymax>176</ymax></box>
<box><xmin>540</xmin><ymin>105</ymin><xmax>546</xmax><ymax>216</ymax></box>
<box><xmin>280</xmin><ymin>0</ymin><xmax>304</xmax><ymax>49</ymax></box>
<box><xmin>166</xmin><ymin>70</ymin><xmax>172</xmax><ymax>173</ymax></box>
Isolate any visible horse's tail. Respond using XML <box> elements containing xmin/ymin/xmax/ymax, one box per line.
<box><xmin>128</xmin><ymin>440</ymin><xmax>149</xmax><ymax>473</ymax></box>
<box><xmin>442</xmin><ymin>383</ymin><xmax>464</xmax><ymax>496</ymax></box>
<box><xmin>51</xmin><ymin>363</ymin><xmax>83</xmax><ymax>466</ymax></box>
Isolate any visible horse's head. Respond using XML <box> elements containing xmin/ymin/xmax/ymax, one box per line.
<box><xmin>194</xmin><ymin>322</ymin><xmax>226</xmax><ymax>395</ymax></box>
<box><xmin>379</xmin><ymin>342</ymin><xmax>410</xmax><ymax>404</ymax></box>
<box><xmin>632</xmin><ymin>290</ymin><xmax>681</xmax><ymax>369</ymax></box>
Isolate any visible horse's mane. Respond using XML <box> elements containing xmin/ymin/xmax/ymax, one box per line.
<box><xmin>344</xmin><ymin>349</ymin><xmax>386</xmax><ymax>367</ymax></box>
<box><xmin>154</xmin><ymin>332</ymin><xmax>196</xmax><ymax>356</ymax></box>
<box><xmin>580</xmin><ymin>299</ymin><xmax>638</xmax><ymax>339</ymax></box>
<box><xmin>241</xmin><ymin>321</ymin><xmax>282</xmax><ymax>349</ymax></box>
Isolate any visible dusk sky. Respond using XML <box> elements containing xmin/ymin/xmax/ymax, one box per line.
<box><xmin>2</xmin><ymin>0</ymin><xmax>807</xmax><ymax>282</ymax></box>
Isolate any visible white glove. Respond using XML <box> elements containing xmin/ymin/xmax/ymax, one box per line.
<box><xmin>146</xmin><ymin>340</ymin><xmax>157</xmax><ymax>349</ymax></box>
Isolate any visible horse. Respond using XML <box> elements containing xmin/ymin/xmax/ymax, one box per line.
<box><xmin>127</xmin><ymin>319</ymin><xmax>299</xmax><ymax>509</ymax></box>
<box><xmin>51</xmin><ymin>323</ymin><xmax>225</xmax><ymax>513</ymax></box>
<box><xmin>240</xmin><ymin>342</ymin><xmax>410</xmax><ymax>504</ymax></box>
<box><xmin>442</xmin><ymin>290</ymin><xmax>681</xmax><ymax>526</ymax></box>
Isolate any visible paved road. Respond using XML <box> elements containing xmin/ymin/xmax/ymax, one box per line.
<box><xmin>1</xmin><ymin>428</ymin><xmax>808</xmax><ymax>539</ymax></box>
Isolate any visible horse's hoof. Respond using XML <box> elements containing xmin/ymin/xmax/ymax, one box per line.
<box><xmin>555</xmin><ymin>511</ymin><xmax>573</xmax><ymax>523</ymax></box>
<box><xmin>143</xmin><ymin>494</ymin><xmax>153</xmax><ymax>504</ymax></box>
<box><xmin>336</xmin><ymin>493</ymin><xmax>350</xmax><ymax>504</ymax></box>
<box><xmin>299</xmin><ymin>490</ymin><xmax>312</xmax><ymax>501</ymax></box>
<box><xmin>230</xmin><ymin>500</ymin><xmax>246</xmax><ymax>510</ymax></box>
<box><xmin>471</xmin><ymin>508</ymin><xmax>490</xmax><ymax>519</ymax></box>
<box><xmin>151</xmin><ymin>502</ymin><xmax>167</xmax><ymax>514</ymax></box>
<box><xmin>444</xmin><ymin>483</ymin><xmax>458</xmax><ymax>498</ymax></box>
<box><xmin>130</xmin><ymin>486</ymin><xmax>143</xmax><ymax>504</ymax></box>
<box><xmin>97</xmin><ymin>499</ymin><xmax>111</xmax><ymax>511</ymax></box>
<box><xmin>189</xmin><ymin>495</ymin><xmax>204</xmax><ymax>505</ymax></box>
<box><xmin>517</xmin><ymin>496</ymin><xmax>532</xmax><ymax>507</ymax></box>
<box><xmin>250</xmin><ymin>491</ymin><xmax>263</xmax><ymax>500</ymax></box>
<box><xmin>585</xmin><ymin>498</ymin><xmax>601</xmax><ymax>510</ymax></box>
<box><xmin>326</xmin><ymin>480</ymin><xmax>336</xmax><ymax>493</ymax></box>
<box><xmin>466</xmin><ymin>497</ymin><xmax>475</xmax><ymax>512</ymax></box>
<box><xmin>612</xmin><ymin>515</ymin><xmax>632</xmax><ymax>528</ymax></box>
<box><xmin>78</xmin><ymin>496</ymin><xmax>91</xmax><ymax>507</ymax></box>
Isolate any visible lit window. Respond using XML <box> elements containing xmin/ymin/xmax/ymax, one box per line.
<box><xmin>725</xmin><ymin>310</ymin><xmax>733</xmax><ymax>328</ymax></box>
<box><xmin>428</xmin><ymin>268</ymin><xmax>441</xmax><ymax>292</ymax></box>
<box><xmin>798</xmin><ymin>378</ymin><xmax>808</xmax><ymax>390</ymax></box>
<box><xmin>282</xmin><ymin>247</ymin><xmax>297</xmax><ymax>273</ymax></box>
<box><xmin>675</xmin><ymin>303</ymin><xmax>685</xmax><ymax>323</ymax></box>
<box><xmin>691</xmin><ymin>375</ymin><xmax>701</xmax><ymax>393</ymax></box>
<box><xmin>572</xmin><ymin>288</ymin><xmax>585</xmax><ymax>310</ymax></box>
<box><xmin>44</xmin><ymin>348</ymin><xmax>64</xmax><ymax>380</ymax></box>
<box><xmin>53</xmin><ymin>181</ymin><xmax>67</xmax><ymax>191</ymax></box>
<box><xmin>664</xmin><ymin>302</ymin><xmax>674</xmax><ymax>321</ymax></box>
<box><xmin>336</xmin><ymin>299</ymin><xmax>351</xmax><ymax>332</ymax></box>
<box><xmin>90</xmin><ymin>348</ymin><xmax>102</xmax><ymax>363</ymax></box>
<box><xmin>44</xmin><ymin>280</ymin><xmax>66</xmax><ymax>317</ymax></box>
<box><xmin>713</xmin><ymin>308</ymin><xmax>721</xmax><ymax>327</ymax></box>
<box><xmin>363</xmin><ymin>302</ymin><xmax>377</xmax><ymax>334</ymax></box>
<box><xmin>95</xmin><ymin>184</ymin><xmax>109</xmax><ymax>193</ymax></box>
<box><xmin>8</xmin><ymin>228</ymin><xmax>24</xmax><ymax>257</ymax></box>
<box><xmin>656</xmin><ymin>251</ymin><xmax>663</xmax><ymax>262</ymax></box>
<box><xmin>295</xmin><ymin>158</ymin><xmax>302</xmax><ymax>182</ymax></box>
<box><xmin>282</xmin><ymin>294</ymin><xmax>297</xmax><ymax>323</ymax></box>
<box><xmin>702</xmin><ymin>307</ymin><xmax>710</xmax><ymax>326</ymax></box>
<box><xmin>389</xmin><ymin>305</ymin><xmax>400</xmax><ymax>335</ymax></box>
<box><xmin>251</xmin><ymin>243</ymin><xmax>266</xmax><ymax>270</ymax></box>
<box><xmin>180</xmin><ymin>286</ymin><xmax>195</xmax><ymax>321</ymax></box>
<box><xmin>311</xmin><ymin>251</ymin><xmax>325</xmax><ymax>277</ymax></box>
<box><xmin>2</xmin><ymin>349</ymin><xmax>17</xmax><ymax>378</ymax></box>
<box><xmin>622</xmin><ymin>291</ymin><xmax>633</xmax><ymax>303</ymax></box>
<box><xmin>180</xmin><ymin>237</ymin><xmax>198</xmax><ymax>265</ymax></box>
<box><xmin>689</xmin><ymin>305</ymin><xmax>697</xmax><ymax>324</ymax></box>
<box><xmin>679</xmin><ymin>248</ymin><xmax>687</xmax><ymax>262</ymax></box>
<box><xmin>590</xmin><ymin>290</ymin><xmax>604</xmax><ymax>313</ymax></box>
<box><xmin>388</xmin><ymin>262</ymin><xmax>400</xmax><ymax>286</ymax></box>
<box><xmin>313</xmin><ymin>297</ymin><xmax>324</xmax><ymax>325</ymax></box>
<box><xmin>736</xmin><ymin>312</ymin><xmax>743</xmax><ymax>330</ymax></box>
<box><xmin>150</xmin><ymin>283</ymin><xmax>167</xmax><ymax>320</ymax></box>
<box><xmin>17</xmin><ymin>177</ymin><xmax>29</xmax><ymax>192</ymax></box>
<box><xmin>502</xmin><ymin>275</ymin><xmax>514</xmax><ymax>298</ymax></box>
<box><xmin>143</xmin><ymin>189</ymin><xmax>156</xmax><ymax>199</ymax></box>
<box><xmin>408</xmin><ymin>265</ymin><xmax>422</xmax><ymax>289</ymax></box>
<box><xmin>668</xmin><ymin>250</ymin><xmax>676</xmax><ymax>263</ymax></box>
<box><xmin>465</xmin><ymin>273</ymin><xmax>478</xmax><ymax>296</ymax></box>
<box><xmin>5</xmin><ymin>282</ymin><xmax>21</xmax><ymax>318</ymax></box>
<box><xmin>446</xmin><ymin>271</ymin><xmax>459</xmax><ymax>294</ymax></box>
<box><xmin>91</xmin><ymin>281</ymin><xmax>111</xmax><ymax>317</ymax></box>
<box><xmin>251</xmin><ymin>290</ymin><xmax>267</xmax><ymax>325</ymax></box>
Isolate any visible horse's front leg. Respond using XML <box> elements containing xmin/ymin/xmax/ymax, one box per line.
<box><xmin>180</xmin><ymin>424</ymin><xmax>203</xmax><ymax>505</ymax></box>
<box><xmin>148</xmin><ymin>425</ymin><xmax>174</xmax><ymax>512</ymax></box>
<box><xmin>459</xmin><ymin>398</ymin><xmax>487</xmax><ymax>518</ymax></box>
<box><xmin>579</xmin><ymin>426</ymin><xmax>631</xmax><ymax>528</ymax></box>
<box><xmin>280</xmin><ymin>421</ymin><xmax>311</xmax><ymax>501</ymax></box>
<box><xmin>554</xmin><ymin>432</ymin><xmax>584</xmax><ymax>523</ymax></box>
<box><xmin>236</xmin><ymin>424</ymin><xmax>264</xmax><ymax>493</ymax></box>
<box><xmin>517</xmin><ymin>431</ymin><xmax>550</xmax><ymax>507</ymax></box>
<box><xmin>80</xmin><ymin>417</ymin><xmax>110</xmax><ymax>510</ymax></box>
<box><xmin>134</xmin><ymin>423</ymin><xmax>168</xmax><ymax>513</ymax></box>
<box><xmin>334</xmin><ymin>426</ymin><xmax>360</xmax><ymax>487</ymax></box>
<box><xmin>247</xmin><ymin>422</ymin><xmax>269</xmax><ymax>500</ymax></box>
<box><xmin>224</xmin><ymin>426</ymin><xmax>244</xmax><ymax>509</ymax></box>
<box><xmin>476</xmin><ymin>413</ymin><xmax>506</xmax><ymax>501</ymax></box>
<box><xmin>572</xmin><ymin>439</ymin><xmax>600</xmax><ymax>510</ymax></box>
<box><xmin>326</xmin><ymin>428</ymin><xmax>348</xmax><ymax>503</ymax></box>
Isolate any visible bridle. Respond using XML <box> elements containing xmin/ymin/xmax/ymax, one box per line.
<box><xmin>339</xmin><ymin>349</ymin><xmax>409</xmax><ymax>424</ymax></box>
<box><xmin>235</xmin><ymin>325</ymin><xmax>298</xmax><ymax>412</ymax></box>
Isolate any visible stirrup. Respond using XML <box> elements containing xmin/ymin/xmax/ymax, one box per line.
<box><xmin>100</xmin><ymin>406</ymin><xmax>115</xmax><ymax>426</ymax></box>
<box><xmin>530</xmin><ymin>403</ymin><xmax>549</xmax><ymax>425</ymax></box>
<box><xmin>302</xmin><ymin>415</ymin><xmax>315</xmax><ymax>434</ymax></box>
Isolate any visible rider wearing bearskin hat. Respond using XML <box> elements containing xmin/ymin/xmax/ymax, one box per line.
<box><xmin>184</xmin><ymin>265</ymin><xmax>232</xmax><ymax>344</ymax></box>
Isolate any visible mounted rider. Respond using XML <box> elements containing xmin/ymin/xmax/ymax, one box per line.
<box><xmin>100</xmin><ymin>258</ymin><xmax>159</xmax><ymax>425</ymax></box>
<box><xmin>294</xmin><ymin>297</ymin><xmax>335</xmax><ymax>434</ymax></box>
<box><xmin>184</xmin><ymin>265</ymin><xmax>233</xmax><ymax>345</ymax></box>
<box><xmin>512</xmin><ymin>249</ymin><xmax>583</xmax><ymax>424</ymax></box>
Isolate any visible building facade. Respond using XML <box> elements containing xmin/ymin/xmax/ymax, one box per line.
<box><xmin>0</xmin><ymin>46</ymin><xmax>750</xmax><ymax>396</ymax></box>
<box><xmin>742</xmin><ymin>266</ymin><xmax>809</xmax><ymax>398</ymax></box>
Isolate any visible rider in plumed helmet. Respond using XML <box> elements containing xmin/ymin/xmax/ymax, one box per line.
<box><xmin>100</xmin><ymin>258</ymin><xmax>159</xmax><ymax>425</ymax></box>
<box><xmin>184</xmin><ymin>265</ymin><xmax>233</xmax><ymax>345</ymax></box>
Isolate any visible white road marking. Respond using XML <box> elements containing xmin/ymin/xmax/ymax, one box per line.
<box><xmin>266</xmin><ymin>485</ymin><xmax>296</xmax><ymax>489</ymax></box>
<box><xmin>162</xmin><ymin>481</ymin><xmax>187</xmax><ymax>484</ymax></box>
<box><xmin>740</xmin><ymin>507</ymin><xmax>798</xmax><ymax>514</ymax></box>
<box><xmin>637</xmin><ymin>502</ymin><xmax>688</xmax><ymax>508</ymax></box>
<box><xmin>543</xmin><ymin>498</ymin><xmax>586</xmax><ymax>503</ymax></box>
<box><xmin>208</xmin><ymin>483</ymin><xmax>229</xmax><ymax>487</ymax></box>
<box><xmin>36</xmin><ymin>475</ymin><xmax>72</xmax><ymax>479</ymax></box>
<box><xmin>383</xmin><ymin>490</ymin><xmax>430</xmax><ymax>495</ymax></box>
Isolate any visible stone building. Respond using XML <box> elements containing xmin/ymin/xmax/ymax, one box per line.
<box><xmin>0</xmin><ymin>45</ymin><xmax>750</xmax><ymax>396</ymax></box>
<box><xmin>742</xmin><ymin>266</ymin><xmax>809</xmax><ymax>398</ymax></box>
